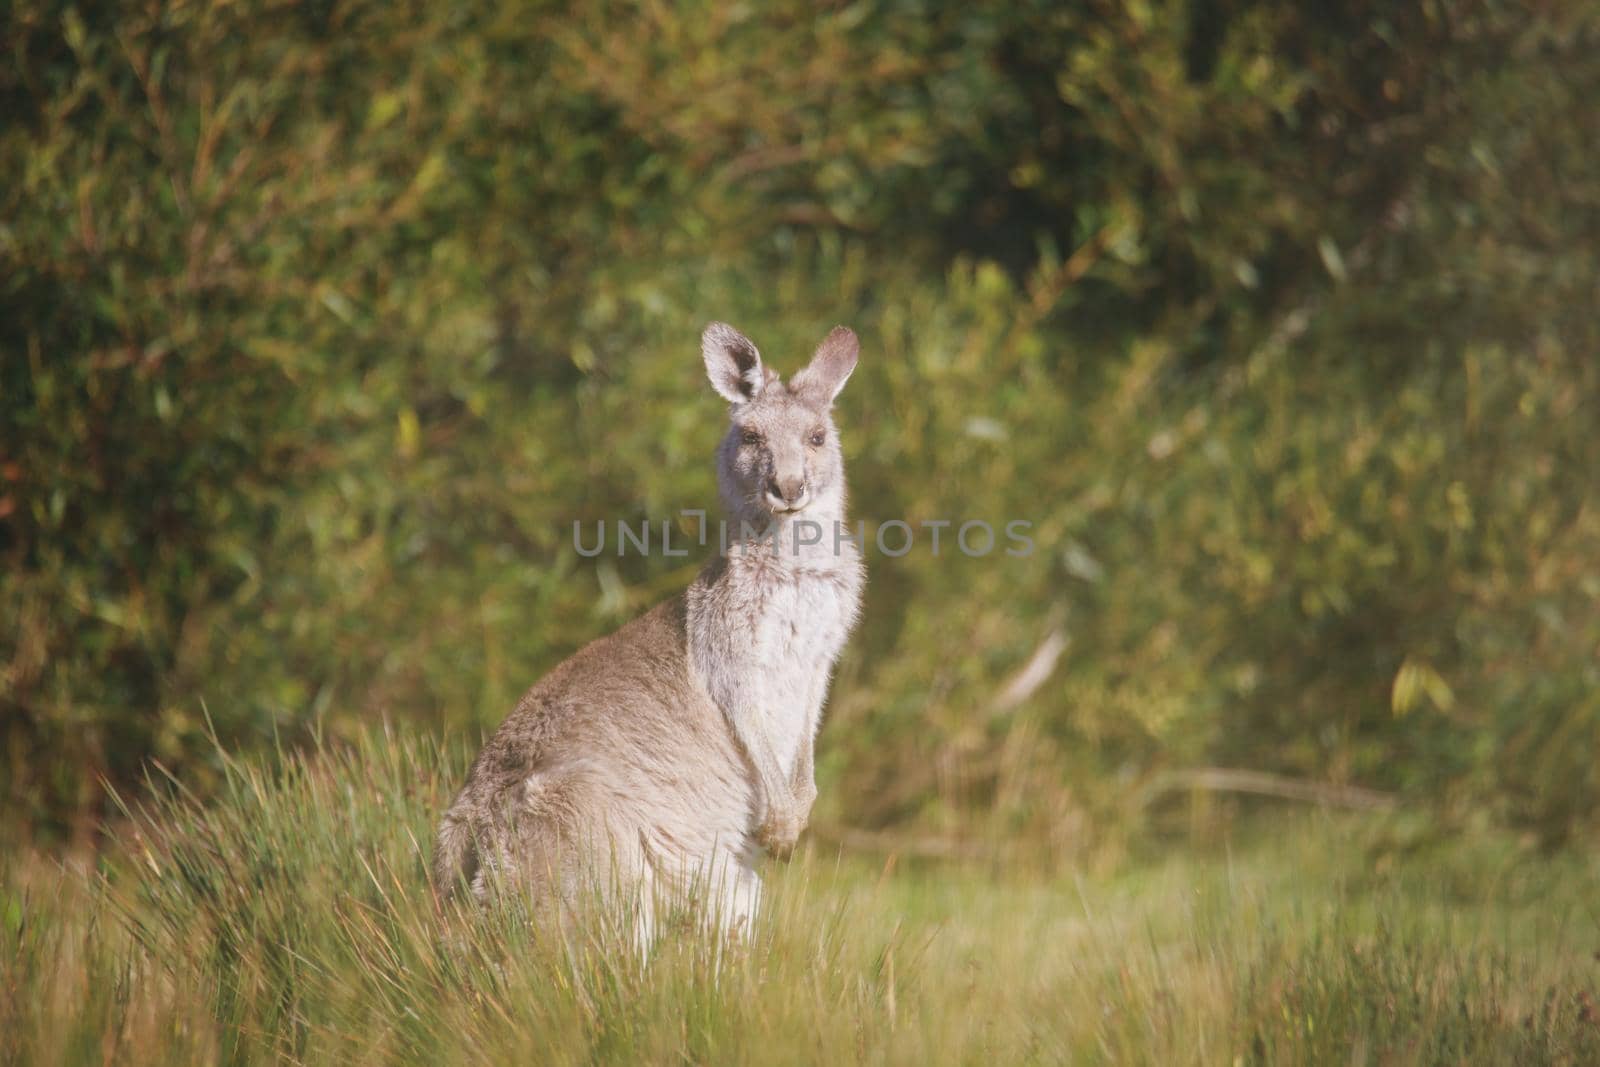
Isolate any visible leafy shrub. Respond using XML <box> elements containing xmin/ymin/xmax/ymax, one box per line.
<box><xmin>2</xmin><ymin>0</ymin><xmax>1597</xmax><ymax>847</ymax></box>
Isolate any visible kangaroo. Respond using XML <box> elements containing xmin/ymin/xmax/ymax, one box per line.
<box><xmin>433</xmin><ymin>322</ymin><xmax>864</xmax><ymax>941</ymax></box>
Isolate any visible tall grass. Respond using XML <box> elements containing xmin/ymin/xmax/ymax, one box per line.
<box><xmin>4</xmin><ymin>728</ymin><xmax>1599</xmax><ymax>1064</ymax></box>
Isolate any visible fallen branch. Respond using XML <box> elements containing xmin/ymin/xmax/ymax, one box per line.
<box><xmin>812</xmin><ymin>826</ymin><xmax>991</xmax><ymax>862</ymax></box>
<box><xmin>1136</xmin><ymin>768</ymin><xmax>1398</xmax><ymax>812</ymax></box>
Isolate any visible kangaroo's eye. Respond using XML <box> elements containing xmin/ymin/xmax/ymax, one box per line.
<box><xmin>809</xmin><ymin>429</ymin><xmax>826</xmax><ymax>447</ymax></box>
<box><xmin>740</xmin><ymin>429</ymin><xmax>762</xmax><ymax>447</ymax></box>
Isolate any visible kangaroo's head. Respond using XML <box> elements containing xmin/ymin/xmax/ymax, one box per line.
<box><xmin>702</xmin><ymin>322</ymin><xmax>859</xmax><ymax>526</ymax></box>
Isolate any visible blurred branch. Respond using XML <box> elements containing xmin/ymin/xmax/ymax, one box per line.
<box><xmin>990</xmin><ymin>625</ymin><xmax>1069</xmax><ymax>718</ymax></box>
<box><xmin>1002</xmin><ymin>221</ymin><xmax>1129</xmax><ymax>355</ymax></box>
<box><xmin>814</xmin><ymin>825</ymin><xmax>991</xmax><ymax>862</ymax></box>
<box><xmin>1136</xmin><ymin>768</ymin><xmax>1398</xmax><ymax>812</ymax></box>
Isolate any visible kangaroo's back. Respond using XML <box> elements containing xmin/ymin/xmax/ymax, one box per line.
<box><xmin>433</xmin><ymin>596</ymin><xmax>751</xmax><ymax>901</ymax></box>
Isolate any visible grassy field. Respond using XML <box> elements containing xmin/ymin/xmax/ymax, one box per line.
<box><xmin>4</xmin><ymin>729</ymin><xmax>1599</xmax><ymax>1066</ymax></box>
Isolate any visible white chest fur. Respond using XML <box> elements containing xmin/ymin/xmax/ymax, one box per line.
<box><xmin>688</xmin><ymin>542</ymin><xmax>863</xmax><ymax>779</ymax></box>
<box><xmin>745</xmin><ymin>570</ymin><xmax>856</xmax><ymax>771</ymax></box>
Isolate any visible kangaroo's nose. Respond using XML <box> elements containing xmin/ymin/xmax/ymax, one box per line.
<box><xmin>768</xmin><ymin>477</ymin><xmax>807</xmax><ymax>506</ymax></box>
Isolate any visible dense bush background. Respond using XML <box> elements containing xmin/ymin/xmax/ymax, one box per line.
<box><xmin>3</xmin><ymin>0</ymin><xmax>1597</xmax><ymax>850</ymax></box>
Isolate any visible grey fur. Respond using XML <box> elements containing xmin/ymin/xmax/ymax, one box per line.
<box><xmin>434</xmin><ymin>323</ymin><xmax>865</xmax><ymax>940</ymax></box>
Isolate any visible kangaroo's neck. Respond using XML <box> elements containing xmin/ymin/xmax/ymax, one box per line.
<box><xmin>684</xmin><ymin>488</ymin><xmax>865</xmax><ymax>776</ymax></box>
<box><xmin>711</xmin><ymin>496</ymin><xmax>858</xmax><ymax>574</ymax></box>
<box><xmin>686</xmin><ymin>493</ymin><xmax>864</xmax><ymax>709</ymax></box>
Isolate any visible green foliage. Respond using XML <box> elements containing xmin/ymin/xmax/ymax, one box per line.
<box><xmin>3</xmin><ymin>0</ymin><xmax>1598</xmax><ymax>845</ymax></box>
<box><xmin>4</xmin><ymin>731</ymin><xmax>1599</xmax><ymax>1063</ymax></box>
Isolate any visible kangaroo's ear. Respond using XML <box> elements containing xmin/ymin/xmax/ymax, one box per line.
<box><xmin>790</xmin><ymin>326</ymin><xmax>858</xmax><ymax>406</ymax></box>
<box><xmin>702</xmin><ymin>322</ymin><xmax>766</xmax><ymax>403</ymax></box>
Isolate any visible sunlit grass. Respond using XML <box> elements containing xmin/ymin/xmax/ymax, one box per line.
<box><xmin>4</xmin><ymin>728</ymin><xmax>1598</xmax><ymax>1065</ymax></box>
